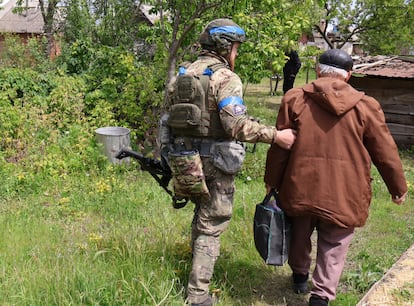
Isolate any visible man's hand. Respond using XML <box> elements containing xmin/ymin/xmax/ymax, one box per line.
<box><xmin>274</xmin><ymin>128</ymin><xmax>297</xmax><ymax>150</ymax></box>
<box><xmin>392</xmin><ymin>191</ymin><xmax>408</xmax><ymax>205</ymax></box>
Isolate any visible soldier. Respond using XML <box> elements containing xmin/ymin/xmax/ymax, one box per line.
<box><xmin>161</xmin><ymin>18</ymin><xmax>296</xmax><ymax>306</ymax></box>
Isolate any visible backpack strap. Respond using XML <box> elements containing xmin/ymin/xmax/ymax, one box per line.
<box><xmin>202</xmin><ymin>62</ymin><xmax>228</xmax><ymax>76</ymax></box>
<box><xmin>199</xmin><ymin>62</ymin><xmax>228</xmax><ymax>99</ymax></box>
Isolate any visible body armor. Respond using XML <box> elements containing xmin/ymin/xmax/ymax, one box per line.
<box><xmin>167</xmin><ymin>63</ymin><xmax>228</xmax><ymax>139</ymax></box>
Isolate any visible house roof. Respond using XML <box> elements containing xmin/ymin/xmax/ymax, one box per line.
<box><xmin>352</xmin><ymin>55</ymin><xmax>414</xmax><ymax>79</ymax></box>
<box><xmin>139</xmin><ymin>4</ymin><xmax>160</xmax><ymax>26</ymax></box>
<box><xmin>0</xmin><ymin>1</ymin><xmax>160</xmax><ymax>34</ymax></box>
<box><xmin>0</xmin><ymin>0</ymin><xmax>44</xmax><ymax>34</ymax></box>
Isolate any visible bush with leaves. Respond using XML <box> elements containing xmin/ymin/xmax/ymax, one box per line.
<box><xmin>62</xmin><ymin>42</ymin><xmax>164</xmax><ymax>140</ymax></box>
<box><xmin>0</xmin><ymin>66</ymin><xmax>114</xmax><ymax>190</ymax></box>
<box><xmin>0</xmin><ymin>34</ymin><xmax>57</xmax><ymax>72</ymax></box>
<box><xmin>0</xmin><ymin>68</ymin><xmax>55</xmax><ymax>158</ymax></box>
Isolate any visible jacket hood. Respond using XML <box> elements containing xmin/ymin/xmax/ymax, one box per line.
<box><xmin>302</xmin><ymin>77</ymin><xmax>365</xmax><ymax>116</ymax></box>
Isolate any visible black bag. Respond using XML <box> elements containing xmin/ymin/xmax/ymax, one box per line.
<box><xmin>253</xmin><ymin>189</ymin><xmax>291</xmax><ymax>266</ymax></box>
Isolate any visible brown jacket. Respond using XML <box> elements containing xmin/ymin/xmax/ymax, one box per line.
<box><xmin>264</xmin><ymin>77</ymin><xmax>407</xmax><ymax>228</ymax></box>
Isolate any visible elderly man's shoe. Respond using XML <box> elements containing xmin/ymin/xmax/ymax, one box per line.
<box><xmin>292</xmin><ymin>272</ymin><xmax>309</xmax><ymax>293</ymax></box>
<box><xmin>309</xmin><ymin>295</ymin><xmax>328</xmax><ymax>306</ymax></box>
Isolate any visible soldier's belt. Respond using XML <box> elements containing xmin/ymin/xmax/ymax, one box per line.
<box><xmin>173</xmin><ymin>137</ymin><xmax>223</xmax><ymax>157</ymax></box>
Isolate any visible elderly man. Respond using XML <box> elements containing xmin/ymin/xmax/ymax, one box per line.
<box><xmin>264</xmin><ymin>49</ymin><xmax>407</xmax><ymax>306</ymax></box>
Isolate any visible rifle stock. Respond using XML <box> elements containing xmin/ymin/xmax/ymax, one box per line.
<box><xmin>115</xmin><ymin>148</ymin><xmax>188</xmax><ymax>209</ymax></box>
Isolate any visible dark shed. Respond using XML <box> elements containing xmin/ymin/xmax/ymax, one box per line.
<box><xmin>349</xmin><ymin>56</ymin><xmax>414</xmax><ymax>148</ymax></box>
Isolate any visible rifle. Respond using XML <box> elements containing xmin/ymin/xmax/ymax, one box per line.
<box><xmin>115</xmin><ymin>148</ymin><xmax>188</xmax><ymax>209</ymax></box>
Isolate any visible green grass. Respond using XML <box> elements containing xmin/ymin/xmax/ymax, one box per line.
<box><xmin>0</xmin><ymin>71</ymin><xmax>413</xmax><ymax>305</ymax></box>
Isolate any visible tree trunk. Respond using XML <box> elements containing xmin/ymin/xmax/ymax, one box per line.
<box><xmin>39</xmin><ymin>0</ymin><xmax>57</xmax><ymax>58</ymax></box>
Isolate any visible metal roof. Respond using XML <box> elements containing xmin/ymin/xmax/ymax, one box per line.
<box><xmin>0</xmin><ymin>0</ymin><xmax>43</xmax><ymax>33</ymax></box>
<box><xmin>140</xmin><ymin>4</ymin><xmax>160</xmax><ymax>25</ymax></box>
<box><xmin>0</xmin><ymin>1</ymin><xmax>159</xmax><ymax>34</ymax></box>
<box><xmin>352</xmin><ymin>55</ymin><xmax>414</xmax><ymax>79</ymax></box>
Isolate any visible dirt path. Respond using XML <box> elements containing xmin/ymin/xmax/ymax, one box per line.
<box><xmin>357</xmin><ymin>244</ymin><xmax>414</xmax><ymax>306</ymax></box>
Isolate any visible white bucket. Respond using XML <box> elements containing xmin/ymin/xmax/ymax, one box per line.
<box><xmin>95</xmin><ymin>126</ymin><xmax>130</xmax><ymax>164</ymax></box>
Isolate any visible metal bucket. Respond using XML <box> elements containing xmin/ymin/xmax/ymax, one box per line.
<box><xmin>95</xmin><ymin>126</ymin><xmax>130</xmax><ymax>164</ymax></box>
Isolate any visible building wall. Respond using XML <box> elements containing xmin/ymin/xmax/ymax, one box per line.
<box><xmin>349</xmin><ymin>76</ymin><xmax>414</xmax><ymax>148</ymax></box>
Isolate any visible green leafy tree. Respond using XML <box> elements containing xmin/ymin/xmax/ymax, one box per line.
<box><xmin>62</xmin><ymin>0</ymin><xmax>97</xmax><ymax>44</ymax></box>
<box><xmin>144</xmin><ymin>0</ymin><xmax>226</xmax><ymax>96</ymax></box>
<box><xmin>59</xmin><ymin>0</ymin><xmax>166</xmax><ymax>140</ymax></box>
<box><xmin>62</xmin><ymin>0</ymin><xmax>313</xmax><ymax>99</ymax></box>
<box><xmin>358</xmin><ymin>0</ymin><xmax>414</xmax><ymax>55</ymax></box>
<box><xmin>144</xmin><ymin>0</ymin><xmax>314</xmax><ymax>103</ymax></box>
<box><xmin>313</xmin><ymin>0</ymin><xmax>414</xmax><ymax>55</ymax></box>
<box><xmin>62</xmin><ymin>0</ymin><xmax>159</xmax><ymax>51</ymax></box>
<box><xmin>235</xmin><ymin>1</ymin><xmax>313</xmax><ymax>83</ymax></box>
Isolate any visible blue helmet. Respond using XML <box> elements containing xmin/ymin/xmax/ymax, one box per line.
<box><xmin>199</xmin><ymin>18</ymin><xmax>246</xmax><ymax>55</ymax></box>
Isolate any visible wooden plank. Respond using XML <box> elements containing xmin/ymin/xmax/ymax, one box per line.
<box><xmin>385</xmin><ymin>113</ymin><xmax>414</xmax><ymax>125</ymax></box>
<box><xmin>349</xmin><ymin>76</ymin><xmax>414</xmax><ymax>90</ymax></box>
<box><xmin>382</xmin><ymin>103</ymin><xmax>414</xmax><ymax>114</ymax></box>
<box><xmin>387</xmin><ymin>123</ymin><xmax>414</xmax><ymax>148</ymax></box>
<box><xmin>361</xmin><ymin>91</ymin><xmax>414</xmax><ymax>105</ymax></box>
<box><xmin>383</xmin><ymin>104</ymin><xmax>414</xmax><ymax>125</ymax></box>
<box><xmin>391</xmin><ymin>135</ymin><xmax>414</xmax><ymax>148</ymax></box>
<box><xmin>348</xmin><ymin>76</ymin><xmax>414</xmax><ymax>148</ymax></box>
<box><xmin>387</xmin><ymin>122</ymin><xmax>414</xmax><ymax>131</ymax></box>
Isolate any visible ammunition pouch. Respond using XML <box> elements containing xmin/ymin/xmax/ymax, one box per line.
<box><xmin>211</xmin><ymin>141</ymin><xmax>245</xmax><ymax>174</ymax></box>
<box><xmin>168</xmin><ymin>150</ymin><xmax>210</xmax><ymax>199</ymax></box>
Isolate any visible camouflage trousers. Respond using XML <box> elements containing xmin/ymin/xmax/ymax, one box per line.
<box><xmin>187</xmin><ymin>156</ymin><xmax>235</xmax><ymax>304</ymax></box>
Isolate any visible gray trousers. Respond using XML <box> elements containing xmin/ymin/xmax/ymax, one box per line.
<box><xmin>186</xmin><ymin>157</ymin><xmax>235</xmax><ymax>304</ymax></box>
<box><xmin>288</xmin><ymin>215</ymin><xmax>355</xmax><ymax>301</ymax></box>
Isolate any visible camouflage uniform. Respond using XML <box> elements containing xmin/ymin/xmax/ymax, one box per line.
<box><xmin>164</xmin><ymin>19</ymin><xmax>278</xmax><ymax>306</ymax></box>
<box><xmin>166</xmin><ymin>53</ymin><xmax>278</xmax><ymax>305</ymax></box>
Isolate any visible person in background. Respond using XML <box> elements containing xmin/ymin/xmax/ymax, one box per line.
<box><xmin>264</xmin><ymin>49</ymin><xmax>407</xmax><ymax>306</ymax></box>
<box><xmin>282</xmin><ymin>50</ymin><xmax>302</xmax><ymax>94</ymax></box>
<box><xmin>162</xmin><ymin>18</ymin><xmax>296</xmax><ymax>306</ymax></box>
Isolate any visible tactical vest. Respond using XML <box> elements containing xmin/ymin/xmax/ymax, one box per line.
<box><xmin>167</xmin><ymin>63</ymin><xmax>228</xmax><ymax>139</ymax></box>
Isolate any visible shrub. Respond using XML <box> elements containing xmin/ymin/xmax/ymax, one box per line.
<box><xmin>0</xmin><ymin>34</ymin><xmax>56</xmax><ymax>72</ymax></box>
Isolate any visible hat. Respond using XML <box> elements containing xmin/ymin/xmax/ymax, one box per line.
<box><xmin>319</xmin><ymin>49</ymin><xmax>353</xmax><ymax>71</ymax></box>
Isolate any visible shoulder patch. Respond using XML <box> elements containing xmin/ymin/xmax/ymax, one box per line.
<box><xmin>233</xmin><ymin>103</ymin><xmax>247</xmax><ymax>116</ymax></box>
